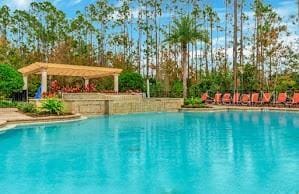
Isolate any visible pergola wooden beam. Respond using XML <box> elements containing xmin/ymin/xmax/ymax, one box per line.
<box><xmin>18</xmin><ymin>62</ymin><xmax>123</xmax><ymax>94</ymax></box>
<box><xmin>18</xmin><ymin>62</ymin><xmax>122</xmax><ymax>78</ymax></box>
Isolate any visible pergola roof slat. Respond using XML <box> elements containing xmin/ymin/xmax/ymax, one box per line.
<box><xmin>18</xmin><ymin>62</ymin><xmax>122</xmax><ymax>78</ymax></box>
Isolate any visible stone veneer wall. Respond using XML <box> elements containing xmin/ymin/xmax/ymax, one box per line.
<box><xmin>62</xmin><ymin>93</ymin><xmax>143</xmax><ymax>101</ymax></box>
<box><xmin>62</xmin><ymin>93</ymin><xmax>183</xmax><ymax>115</ymax></box>
<box><xmin>64</xmin><ymin>100</ymin><xmax>108</xmax><ymax>115</ymax></box>
<box><xmin>108</xmin><ymin>98</ymin><xmax>183</xmax><ymax>114</ymax></box>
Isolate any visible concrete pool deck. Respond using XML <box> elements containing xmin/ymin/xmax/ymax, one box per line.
<box><xmin>0</xmin><ymin>108</ymin><xmax>82</xmax><ymax>129</ymax></box>
<box><xmin>1</xmin><ymin>104</ymin><xmax>298</xmax><ymax>130</ymax></box>
<box><xmin>0</xmin><ymin>108</ymin><xmax>33</xmax><ymax>121</ymax></box>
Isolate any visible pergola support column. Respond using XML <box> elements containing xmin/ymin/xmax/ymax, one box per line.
<box><xmin>23</xmin><ymin>75</ymin><xmax>28</xmax><ymax>90</ymax></box>
<box><xmin>84</xmin><ymin>78</ymin><xmax>89</xmax><ymax>88</ymax></box>
<box><xmin>41</xmin><ymin>68</ymin><xmax>47</xmax><ymax>94</ymax></box>
<box><xmin>114</xmin><ymin>74</ymin><xmax>119</xmax><ymax>93</ymax></box>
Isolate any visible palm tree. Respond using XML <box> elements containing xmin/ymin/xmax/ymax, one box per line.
<box><xmin>165</xmin><ymin>16</ymin><xmax>209</xmax><ymax>98</ymax></box>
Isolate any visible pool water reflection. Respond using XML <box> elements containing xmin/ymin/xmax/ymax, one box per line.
<box><xmin>0</xmin><ymin>111</ymin><xmax>298</xmax><ymax>193</ymax></box>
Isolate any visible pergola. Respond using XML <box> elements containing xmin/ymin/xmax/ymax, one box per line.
<box><xmin>18</xmin><ymin>62</ymin><xmax>123</xmax><ymax>94</ymax></box>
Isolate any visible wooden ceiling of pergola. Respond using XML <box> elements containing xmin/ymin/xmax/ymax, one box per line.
<box><xmin>18</xmin><ymin>62</ymin><xmax>122</xmax><ymax>78</ymax></box>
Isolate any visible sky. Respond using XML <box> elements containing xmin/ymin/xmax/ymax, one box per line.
<box><xmin>0</xmin><ymin>0</ymin><xmax>297</xmax><ymax>18</ymax></box>
<box><xmin>0</xmin><ymin>0</ymin><xmax>298</xmax><ymax>60</ymax></box>
<box><xmin>1</xmin><ymin>0</ymin><xmax>297</xmax><ymax>37</ymax></box>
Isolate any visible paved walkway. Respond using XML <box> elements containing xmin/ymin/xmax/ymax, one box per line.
<box><xmin>0</xmin><ymin>108</ymin><xmax>33</xmax><ymax>122</ymax></box>
<box><xmin>0</xmin><ymin>108</ymin><xmax>82</xmax><ymax>130</ymax></box>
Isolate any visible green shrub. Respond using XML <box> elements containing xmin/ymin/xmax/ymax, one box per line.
<box><xmin>17</xmin><ymin>102</ymin><xmax>37</xmax><ymax>113</ymax></box>
<box><xmin>184</xmin><ymin>97</ymin><xmax>202</xmax><ymax>106</ymax></box>
<box><xmin>242</xmin><ymin>64</ymin><xmax>259</xmax><ymax>91</ymax></box>
<box><xmin>150</xmin><ymin>80</ymin><xmax>165</xmax><ymax>97</ymax></box>
<box><xmin>119</xmin><ymin>71</ymin><xmax>144</xmax><ymax>92</ymax></box>
<box><xmin>95</xmin><ymin>77</ymin><xmax>113</xmax><ymax>91</ymax></box>
<box><xmin>293</xmin><ymin>73</ymin><xmax>299</xmax><ymax>89</ymax></box>
<box><xmin>41</xmin><ymin>98</ymin><xmax>64</xmax><ymax>115</ymax></box>
<box><xmin>274</xmin><ymin>75</ymin><xmax>296</xmax><ymax>92</ymax></box>
<box><xmin>189</xmin><ymin>83</ymin><xmax>201</xmax><ymax>98</ymax></box>
<box><xmin>169</xmin><ymin>80</ymin><xmax>183</xmax><ymax>97</ymax></box>
<box><xmin>0</xmin><ymin>64</ymin><xmax>23</xmax><ymax>97</ymax></box>
<box><xmin>0</xmin><ymin>100</ymin><xmax>17</xmax><ymax>108</ymax></box>
<box><xmin>184</xmin><ymin>97</ymin><xmax>206</xmax><ymax>108</ymax></box>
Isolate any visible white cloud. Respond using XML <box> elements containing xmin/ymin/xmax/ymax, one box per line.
<box><xmin>53</xmin><ymin>0</ymin><xmax>63</xmax><ymax>5</ymax></box>
<box><xmin>71</xmin><ymin>0</ymin><xmax>82</xmax><ymax>5</ymax></box>
<box><xmin>275</xmin><ymin>0</ymin><xmax>297</xmax><ymax>18</ymax></box>
<box><xmin>3</xmin><ymin>0</ymin><xmax>83</xmax><ymax>9</ymax></box>
<box><xmin>5</xmin><ymin>0</ymin><xmax>33</xmax><ymax>10</ymax></box>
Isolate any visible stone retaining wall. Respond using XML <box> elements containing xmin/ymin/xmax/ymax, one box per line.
<box><xmin>64</xmin><ymin>97</ymin><xmax>183</xmax><ymax>115</ymax></box>
<box><xmin>64</xmin><ymin>100</ymin><xmax>108</xmax><ymax>115</ymax></box>
<box><xmin>62</xmin><ymin>93</ymin><xmax>143</xmax><ymax>101</ymax></box>
<box><xmin>108</xmin><ymin>98</ymin><xmax>183</xmax><ymax>114</ymax></box>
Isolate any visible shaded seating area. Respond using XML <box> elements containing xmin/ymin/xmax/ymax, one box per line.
<box><xmin>18</xmin><ymin>62</ymin><xmax>123</xmax><ymax>97</ymax></box>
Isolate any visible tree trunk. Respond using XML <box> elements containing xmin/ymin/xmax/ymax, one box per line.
<box><xmin>195</xmin><ymin>43</ymin><xmax>198</xmax><ymax>81</ymax></box>
<box><xmin>154</xmin><ymin>2</ymin><xmax>160</xmax><ymax>80</ymax></box>
<box><xmin>138</xmin><ymin>8</ymin><xmax>142</xmax><ymax>74</ymax></box>
<box><xmin>199</xmin><ymin>41</ymin><xmax>203</xmax><ymax>79</ymax></box>
<box><xmin>145</xmin><ymin>3</ymin><xmax>149</xmax><ymax>78</ymax></box>
<box><xmin>210</xmin><ymin>19</ymin><xmax>213</xmax><ymax>71</ymax></box>
<box><xmin>224</xmin><ymin>0</ymin><xmax>228</xmax><ymax>73</ymax></box>
<box><xmin>269</xmin><ymin>54</ymin><xmax>272</xmax><ymax>81</ymax></box>
<box><xmin>240</xmin><ymin>0</ymin><xmax>244</xmax><ymax>69</ymax></box>
<box><xmin>182</xmin><ymin>43</ymin><xmax>188</xmax><ymax>98</ymax></box>
<box><xmin>233</xmin><ymin>0</ymin><xmax>238</xmax><ymax>93</ymax></box>
<box><xmin>205</xmin><ymin>43</ymin><xmax>208</xmax><ymax>75</ymax></box>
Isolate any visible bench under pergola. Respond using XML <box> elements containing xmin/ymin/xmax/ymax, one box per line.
<box><xmin>18</xmin><ymin>62</ymin><xmax>123</xmax><ymax>94</ymax></box>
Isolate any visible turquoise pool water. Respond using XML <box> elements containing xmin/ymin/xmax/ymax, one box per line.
<box><xmin>0</xmin><ymin>111</ymin><xmax>298</xmax><ymax>194</ymax></box>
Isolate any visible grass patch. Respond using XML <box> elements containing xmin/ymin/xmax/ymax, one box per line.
<box><xmin>0</xmin><ymin>100</ymin><xmax>18</xmax><ymax>108</ymax></box>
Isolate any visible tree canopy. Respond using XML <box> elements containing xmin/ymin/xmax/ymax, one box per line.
<box><xmin>0</xmin><ymin>0</ymin><xmax>298</xmax><ymax>97</ymax></box>
<box><xmin>0</xmin><ymin>64</ymin><xmax>23</xmax><ymax>97</ymax></box>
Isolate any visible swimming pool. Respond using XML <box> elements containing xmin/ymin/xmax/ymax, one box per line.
<box><xmin>0</xmin><ymin>111</ymin><xmax>298</xmax><ymax>193</ymax></box>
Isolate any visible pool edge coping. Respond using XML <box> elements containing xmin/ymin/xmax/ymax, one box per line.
<box><xmin>0</xmin><ymin>114</ymin><xmax>87</xmax><ymax>132</ymax></box>
<box><xmin>179</xmin><ymin>106</ymin><xmax>299</xmax><ymax>113</ymax></box>
<box><xmin>1</xmin><ymin>107</ymin><xmax>298</xmax><ymax>132</ymax></box>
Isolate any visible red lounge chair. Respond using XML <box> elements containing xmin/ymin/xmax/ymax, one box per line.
<box><xmin>214</xmin><ymin>93</ymin><xmax>222</xmax><ymax>104</ymax></box>
<box><xmin>261</xmin><ymin>92</ymin><xmax>271</xmax><ymax>105</ymax></box>
<box><xmin>241</xmin><ymin>94</ymin><xmax>250</xmax><ymax>105</ymax></box>
<box><xmin>232</xmin><ymin>92</ymin><xmax>240</xmax><ymax>104</ymax></box>
<box><xmin>274</xmin><ymin>92</ymin><xmax>287</xmax><ymax>106</ymax></box>
<box><xmin>201</xmin><ymin>92</ymin><xmax>213</xmax><ymax>103</ymax></box>
<box><xmin>290</xmin><ymin>93</ymin><xmax>299</xmax><ymax>107</ymax></box>
<box><xmin>222</xmin><ymin>93</ymin><xmax>231</xmax><ymax>104</ymax></box>
<box><xmin>251</xmin><ymin>93</ymin><xmax>259</xmax><ymax>105</ymax></box>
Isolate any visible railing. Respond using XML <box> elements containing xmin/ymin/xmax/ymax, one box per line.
<box><xmin>11</xmin><ymin>90</ymin><xmax>28</xmax><ymax>102</ymax></box>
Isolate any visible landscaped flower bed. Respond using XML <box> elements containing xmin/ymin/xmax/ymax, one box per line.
<box><xmin>17</xmin><ymin>98</ymin><xmax>66</xmax><ymax>116</ymax></box>
<box><xmin>182</xmin><ymin>97</ymin><xmax>210</xmax><ymax>108</ymax></box>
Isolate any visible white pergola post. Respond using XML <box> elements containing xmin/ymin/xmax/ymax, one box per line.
<box><xmin>114</xmin><ymin>74</ymin><xmax>119</xmax><ymax>93</ymax></box>
<box><xmin>146</xmin><ymin>78</ymin><xmax>150</xmax><ymax>98</ymax></box>
<box><xmin>23</xmin><ymin>75</ymin><xmax>28</xmax><ymax>90</ymax></box>
<box><xmin>84</xmin><ymin>78</ymin><xmax>89</xmax><ymax>88</ymax></box>
<box><xmin>41</xmin><ymin>68</ymin><xmax>48</xmax><ymax>94</ymax></box>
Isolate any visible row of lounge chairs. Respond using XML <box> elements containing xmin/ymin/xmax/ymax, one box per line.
<box><xmin>201</xmin><ymin>92</ymin><xmax>299</xmax><ymax>107</ymax></box>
